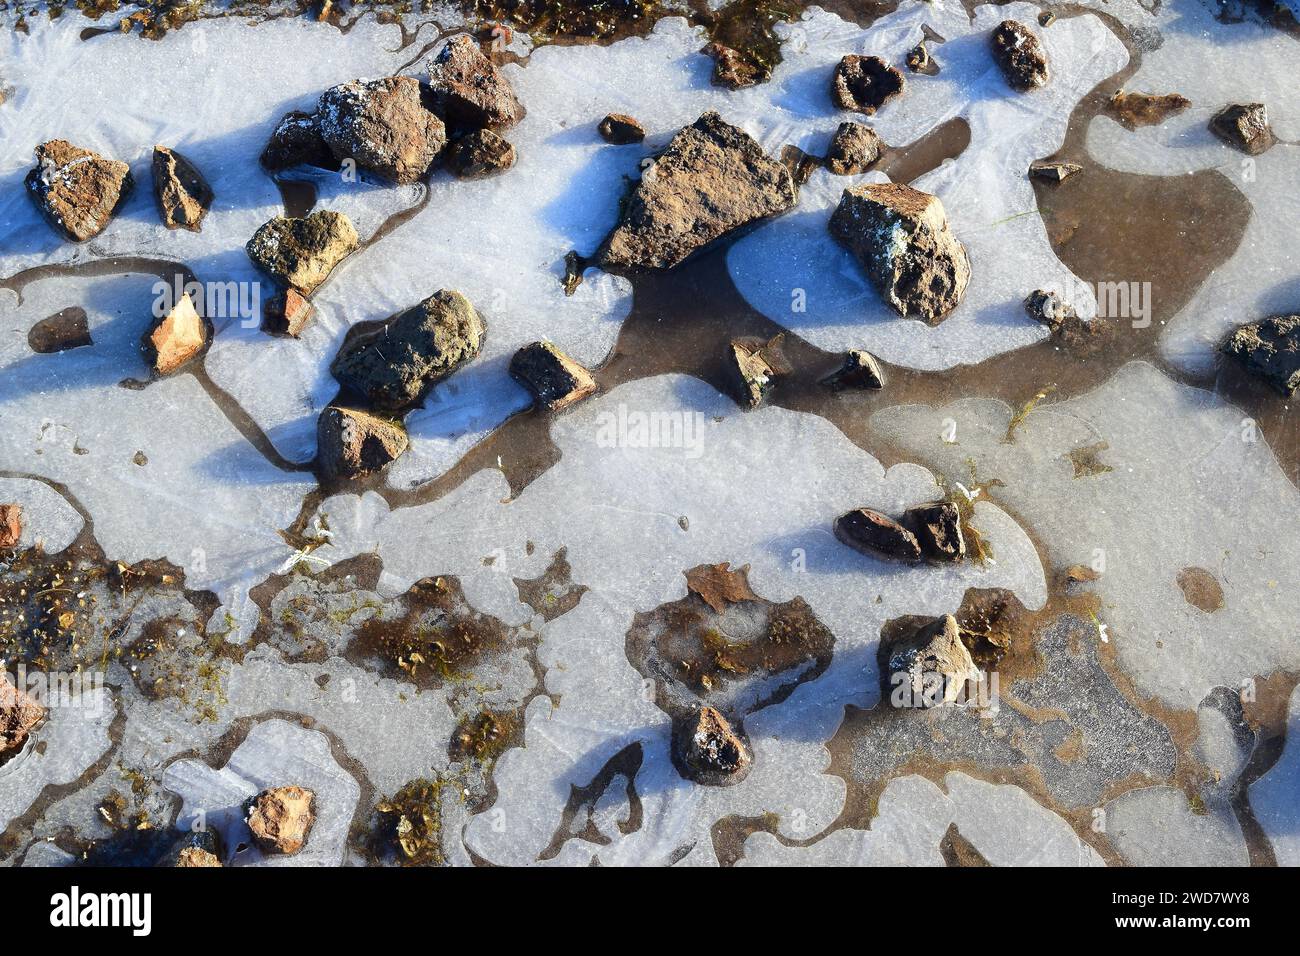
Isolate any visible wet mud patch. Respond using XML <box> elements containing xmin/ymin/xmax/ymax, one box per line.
<box><xmin>247</xmin><ymin>553</ymin><xmax>385</xmax><ymax>662</ymax></box>
<box><xmin>540</xmin><ymin>741</ymin><xmax>644</xmax><ymax>861</ymax></box>
<box><xmin>1176</xmin><ymin>566</ymin><xmax>1225</xmax><ymax>614</ymax></box>
<box><xmin>512</xmin><ymin>546</ymin><xmax>587</xmax><ymax>621</ymax></box>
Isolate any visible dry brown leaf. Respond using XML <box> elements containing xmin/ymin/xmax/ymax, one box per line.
<box><xmin>685</xmin><ymin>562</ymin><xmax>759</xmax><ymax>614</ymax></box>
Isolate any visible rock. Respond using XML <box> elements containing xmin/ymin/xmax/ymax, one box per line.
<box><xmin>28</xmin><ymin>307</ymin><xmax>92</xmax><ymax>353</ymax></box>
<box><xmin>246</xmin><ymin>785</ymin><xmax>315</xmax><ymax>855</ymax></box>
<box><xmin>831</xmin><ymin>55</ymin><xmax>905</xmax><ymax>115</ymax></box>
<box><xmin>1</xmin><ymin>677</ymin><xmax>44</xmax><ymax>756</ymax></box>
<box><xmin>991</xmin><ymin>20</ymin><xmax>1049</xmax><ymax>91</ymax></box>
<box><xmin>598</xmin><ymin>111</ymin><xmax>798</xmax><ymax>271</ymax></box>
<box><xmin>425</xmin><ymin>34</ymin><xmax>525</xmax><ymax>130</ymax></box>
<box><xmin>885</xmin><ymin>614</ymin><xmax>979</xmax><ymax>707</ymax></box>
<box><xmin>0</xmin><ymin>504</ymin><xmax>21</xmax><ymax>550</ymax></box>
<box><xmin>723</xmin><ymin>339</ymin><xmax>782</xmax><ymax>410</ymax></box>
<box><xmin>1209</xmin><ymin>103</ymin><xmax>1274</xmax><ymax>156</ymax></box>
<box><xmin>904</xmin><ymin>501</ymin><xmax>966</xmax><ymax>562</ymax></box>
<box><xmin>509</xmin><ymin>341</ymin><xmax>597</xmax><ymax>411</ymax></box>
<box><xmin>829</xmin><ymin>181</ymin><xmax>971</xmax><ymax>325</ymax></box>
<box><xmin>175</xmin><ymin>846</ymin><xmax>222</xmax><ymax>867</ymax></box>
<box><xmin>598</xmin><ymin>112</ymin><xmax>645</xmax><ymax>144</ymax></box>
<box><xmin>703</xmin><ymin>42</ymin><xmax>761</xmax><ymax>90</ymax></box>
<box><xmin>245</xmin><ymin>210</ymin><xmax>359</xmax><ymax>295</ymax></box>
<box><xmin>25</xmin><ymin>140</ymin><xmax>133</xmax><ymax>242</ymax></box>
<box><xmin>260</xmin><ymin>111</ymin><xmax>338</xmax><ymax>172</ymax></box>
<box><xmin>1023</xmin><ymin>289</ymin><xmax>1076</xmax><ymax>331</ymax></box>
<box><xmin>160</xmin><ymin>830</ymin><xmax>222</xmax><ymax>868</ymax></box>
<box><xmin>331</xmin><ymin>289</ymin><xmax>485</xmax><ymax>411</ymax></box>
<box><xmin>317</xmin><ymin>406</ymin><xmax>409</xmax><ymax>479</ymax></box>
<box><xmin>672</xmin><ymin>706</ymin><xmax>752</xmax><ymax>786</ymax></box>
<box><xmin>1106</xmin><ymin>90</ymin><xmax>1190</xmax><ymax>130</ymax></box>
<box><xmin>905</xmin><ymin>42</ymin><xmax>931</xmax><ymax>73</ymax></box>
<box><xmin>152</xmin><ymin>145</ymin><xmax>213</xmax><ymax>231</ymax></box>
<box><xmin>834</xmin><ymin>508</ymin><xmax>922</xmax><ymax>562</ymax></box>
<box><xmin>823</xmin><ymin>349</ymin><xmax>884</xmax><ymax>390</ymax></box>
<box><xmin>825</xmin><ymin>121</ymin><xmax>884</xmax><ymax>176</ymax></box>
<box><xmin>262</xmin><ymin>287</ymin><xmax>315</xmax><ymax>338</ymax></box>
<box><xmin>444</xmin><ymin>128</ymin><xmax>516</xmax><ymax>178</ymax></box>
<box><xmin>1028</xmin><ymin>159</ymin><xmax>1081</xmax><ymax>183</ymax></box>
<box><xmin>1221</xmin><ymin>314</ymin><xmax>1300</xmax><ymax>397</ymax></box>
<box><xmin>318</xmin><ymin>76</ymin><xmax>446</xmax><ymax>185</ymax></box>
<box><xmin>143</xmin><ymin>293</ymin><xmax>208</xmax><ymax>376</ymax></box>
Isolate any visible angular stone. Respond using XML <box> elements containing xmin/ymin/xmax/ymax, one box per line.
<box><xmin>246</xmin><ymin>210</ymin><xmax>359</xmax><ymax>295</ymax></box>
<box><xmin>831</xmin><ymin>55</ymin><xmax>905</xmax><ymax>115</ymax></box>
<box><xmin>1222</xmin><ymin>314</ymin><xmax>1300</xmax><ymax>396</ymax></box>
<box><xmin>834</xmin><ymin>507</ymin><xmax>922</xmax><ymax>561</ymax></box>
<box><xmin>331</xmin><ymin>289</ymin><xmax>485</xmax><ymax>411</ymax></box>
<box><xmin>143</xmin><ymin>292</ymin><xmax>208</xmax><ymax>376</ymax></box>
<box><xmin>318</xmin><ymin>76</ymin><xmax>446</xmax><ymax>185</ymax></box>
<box><xmin>246</xmin><ymin>785</ymin><xmax>315</xmax><ymax>855</ymax></box>
<box><xmin>885</xmin><ymin>614</ymin><xmax>979</xmax><ymax>707</ymax></box>
<box><xmin>1023</xmin><ymin>288</ymin><xmax>1076</xmax><ymax>331</ymax></box>
<box><xmin>317</xmin><ymin>406</ymin><xmax>409</xmax><ymax>479</ymax></box>
<box><xmin>1209</xmin><ymin>103</ymin><xmax>1275</xmax><ymax>156</ymax></box>
<box><xmin>25</xmin><ymin>140</ymin><xmax>133</xmax><ymax>242</ymax></box>
<box><xmin>829</xmin><ymin>181</ymin><xmax>971</xmax><ymax>324</ymax></box>
<box><xmin>598</xmin><ymin>112</ymin><xmax>645</xmax><ymax>145</ymax></box>
<box><xmin>425</xmin><ymin>34</ymin><xmax>525</xmax><ymax>130</ymax></box>
<box><xmin>262</xmin><ymin>287</ymin><xmax>315</xmax><ymax>338</ymax></box>
<box><xmin>0</xmin><ymin>504</ymin><xmax>21</xmax><ymax>550</ymax></box>
<box><xmin>599</xmin><ymin>111</ymin><xmax>798</xmax><ymax>271</ymax></box>
<box><xmin>672</xmin><ymin>706</ymin><xmax>752</xmax><ymax>787</ymax></box>
<box><xmin>1028</xmin><ymin>160</ymin><xmax>1082</xmax><ymax>183</ymax></box>
<box><xmin>822</xmin><ymin>349</ymin><xmax>884</xmax><ymax>390</ymax></box>
<box><xmin>509</xmin><ymin>341</ymin><xmax>597</xmax><ymax>411</ymax></box>
<box><xmin>826</xmin><ymin>121</ymin><xmax>884</xmax><ymax>176</ymax></box>
<box><xmin>991</xmin><ymin>20</ymin><xmax>1049</xmax><ymax>91</ymax></box>
<box><xmin>444</xmin><ymin>128</ymin><xmax>516</xmax><ymax>178</ymax></box>
<box><xmin>1</xmin><ymin>677</ymin><xmax>44</xmax><ymax>757</ymax></box>
<box><xmin>704</xmin><ymin>42</ymin><xmax>761</xmax><ymax>90</ymax></box>
<box><xmin>28</xmin><ymin>307</ymin><xmax>92</xmax><ymax>354</ymax></box>
<box><xmin>152</xmin><ymin>145</ymin><xmax>213</xmax><ymax>231</ymax></box>
<box><xmin>723</xmin><ymin>339</ymin><xmax>782</xmax><ymax>410</ymax></box>
<box><xmin>260</xmin><ymin>111</ymin><xmax>338</xmax><ymax>172</ymax></box>
<box><xmin>904</xmin><ymin>500</ymin><xmax>966</xmax><ymax>562</ymax></box>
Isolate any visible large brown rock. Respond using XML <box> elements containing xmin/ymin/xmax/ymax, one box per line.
<box><xmin>25</xmin><ymin>140</ymin><xmax>134</xmax><ymax>242</ymax></box>
<box><xmin>246</xmin><ymin>210</ymin><xmax>359</xmax><ymax>295</ymax></box>
<box><xmin>599</xmin><ymin>111</ymin><xmax>798</xmax><ymax>271</ymax></box>
<box><xmin>1</xmin><ymin>678</ymin><xmax>44</xmax><ymax>757</ymax></box>
<box><xmin>425</xmin><ymin>35</ymin><xmax>525</xmax><ymax>130</ymax></box>
<box><xmin>829</xmin><ymin>182</ymin><xmax>970</xmax><ymax>325</ymax></box>
<box><xmin>835</xmin><ymin>508</ymin><xmax>921</xmax><ymax>562</ymax></box>
<box><xmin>0</xmin><ymin>504</ymin><xmax>21</xmax><ymax>550</ymax></box>
<box><xmin>672</xmin><ymin>706</ymin><xmax>752</xmax><ymax>787</ymax></box>
<box><xmin>885</xmin><ymin>614</ymin><xmax>979</xmax><ymax>707</ymax></box>
<box><xmin>331</xmin><ymin>290</ymin><xmax>485</xmax><ymax>411</ymax></box>
<box><xmin>1209</xmin><ymin>103</ymin><xmax>1275</xmax><ymax>156</ymax></box>
<box><xmin>260</xmin><ymin>111</ymin><xmax>338</xmax><ymax>172</ymax></box>
<box><xmin>317</xmin><ymin>406</ymin><xmax>409</xmax><ymax>479</ymax></box>
<box><xmin>1222</xmin><ymin>314</ymin><xmax>1300</xmax><ymax>396</ymax></box>
<box><xmin>990</xmin><ymin>20</ymin><xmax>1049</xmax><ymax>91</ymax></box>
<box><xmin>246</xmin><ymin>786</ymin><xmax>315</xmax><ymax>855</ymax></box>
<box><xmin>509</xmin><ymin>342</ymin><xmax>597</xmax><ymax>411</ymax></box>
<box><xmin>831</xmin><ymin>55</ymin><xmax>905</xmax><ymax>115</ymax></box>
<box><xmin>143</xmin><ymin>293</ymin><xmax>209</xmax><ymax>376</ymax></box>
<box><xmin>152</xmin><ymin>145</ymin><xmax>213</xmax><ymax>231</ymax></box>
<box><xmin>318</xmin><ymin>76</ymin><xmax>446</xmax><ymax>185</ymax></box>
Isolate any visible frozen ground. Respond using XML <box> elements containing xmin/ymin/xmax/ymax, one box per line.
<box><xmin>0</xmin><ymin>1</ymin><xmax>1296</xmax><ymax>866</ymax></box>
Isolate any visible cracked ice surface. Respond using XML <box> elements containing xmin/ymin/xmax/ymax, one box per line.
<box><xmin>725</xmin><ymin>2</ymin><xmax>1126</xmax><ymax>370</ymax></box>
<box><xmin>308</xmin><ymin>374</ymin><xmax>1048</xmax><ymax>864</ymax></box>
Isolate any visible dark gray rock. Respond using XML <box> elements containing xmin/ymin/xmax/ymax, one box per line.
<box><xmin>835</xmin><ymin>508</ymin><xmax>922</xmax><ymax>562</ymax></box>
<box><xmin>509</xmin><ymin>341</ymin><xmax>597</xmax><ymax>411</ymax></box>
<box><xmin>823</xmin><ymin>349</ymin><xmax>885</xmax><ymax>390</ymax></box>
<box><xmin>260</xmin><ymin>111</ymin><xmax>338</xmax><ymax>172</ymax></box>
<box><xmin>672</xmin><ymin>706</ymin><xmax>752</xmax><ymax>786</ymax></box>
<box><xmin>444</xmin><ymin>128</ymin><xmax>516</xmax><ymax>178</ymax></box>
<box><xmin>1222</xmin><ymin>314</ymin><xmax>1300</xmax><ymax>396</ymax></box>
<box><xmin>904</xmin><ymin>501</ymin><xmax>966</xmax><ymax>562</ymax></box>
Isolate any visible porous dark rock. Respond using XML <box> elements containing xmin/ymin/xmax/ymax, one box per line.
<box><xmin>1</xmin><ymin>677</ymin><xmax>44</xmax><ymax>756</ymax></box>
<box><xmin>509</xmin><ymin>341</ymin><xmax>598</xmax><ymax>411</ymax></box>
<box><xmin>318</xmin><ymin>76</ymin><xmax>446</xmax><ymax>184</ymax></box>
<box><xmin>826</xmin><ymin>121</ymin><xmax>884</xmax><ymax>176</ymax></box>
<box><xmin>152</xmin><ymin>145</ymin><xmax>213</xmax><ymax>231</ymax></box>
<box><xmin>835</xmin><ymin>508</ymin><xmax>922</xmax><ymax>562</ymax></box>
<box><xmin>426</xmin><ymin>34</ymin><xmax>526</xmax><ymax>130</ymax></box>
<box><xmin>884</xmin><ymin>614</ymin><xmax>979</xmax><ymax>708</ymax></box>
<box><xmin>143</xmin><ymin>293</ymin><xmax>209</xmax><ymax>376</ymax></box>
<box><xmin>246</xmin><ymin>210</ymin><xmax>359</xmax><ymax>295</ymax></box>
<box><xmin>1209</xmin><ymin>103</ymin><xmax>1275</xmax><ymax>156</ymax></box>
<box><xmin>823</xmin><ymin>349</ymin><xmax>885</xmax><ymax>390</ymax></box>
<box><xmin>262</xmin><ymin>287</ymin><xmax>315</xmax><ymax>338</ymax></box>
<box><xmin>990</xmin><ymin>20</ymin><xmax>1049</xmax><ymax>91</ymax></box>
<box><xmin>598</xmin><ymin>111</ymin><xmax>798</xmax><ymax>271</ymax></box>
<box><xmin>1221</xmin><ymin>314</ymin><xmax>1300</xmax><ymax>396</ymax></box>
<box><xmin>444</xmin><ymin>128</ymin><xmax>516</xmax><ymax>178</ymax></box>
<box><xmin>0</xmin><ymin>505</ymin><xmax>21</xmax><ymax>550</ymax></box>
<box><xmin>904</xmin><ymin>501</ymin><xmax>965</xmax><ymax>562</ymax></box>
<box><xmin>246</xmin><ymin>786</ymin><xmax>315</xmax><ymax>855</ymax></box>
<box><xmin>672</xmin><ymin>706</ymin><xmax>752</xmax><ymax>786</ymax></box>
<box><xmin>723</xmin><ymin>339</ymin><xmax>783</xmax><ymax>410</ymax></box>
<box><xmin>260</xmin><ymin>111</ymin><xmax>338</xmax><ymax>172</ymax></box>
<box><xmin>331</xmin><ymin>289</ymin><xmax>485</xmax><ymax>411</ymax></box>
<box><xmin>829</xmin><ymin>181</ymin><xmax>971</xmax><ymax>325</ymax></box>
<box><xmin>1028</xmin><ymin>160</ymin><xmax>1081</xmax><ymax>183</ymax></box>
<box><xmin>703</xmin><ymin>42</ymin><xmax>762</xmax><ymax>90</ymax></box>
<box><xmin>25</xmin><ymin>140</ymin><xmax>133</xmax><ymax>242</ymax></box>
<box><xmin>598</xmin><ymin>113</ymin><xmax>645</xmax><ymax>144</ymax></box>
<box><xmin>317</xmin><ymin>406</ymin><xmax>409</xmax><ymax>479</ymax></box>
<box><xmin>1023</xmin><ymin>289</ymin><xmax>1076</xmax><ymax>331</ymax></box>
<box><xmin>831</xmin><ymin>55</ymin><xmax>905</xmax><ymax>115</ymax></box>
